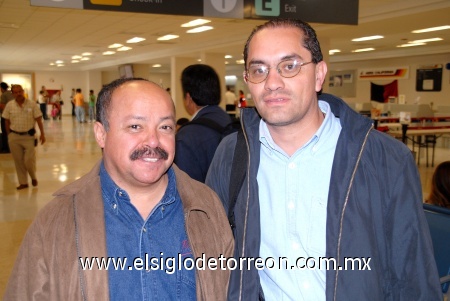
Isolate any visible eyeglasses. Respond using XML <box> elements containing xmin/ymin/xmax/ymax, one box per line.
<box><xmin>244</xmin><ymin>59</ymin><xmax>312</xmax><ymax>84</ymax></box>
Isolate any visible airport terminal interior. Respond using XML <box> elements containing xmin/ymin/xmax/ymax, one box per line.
<box><xmin>1</xmin><ymin>0</ymin><xmax>450</xmax><ymax>298</ymax></box>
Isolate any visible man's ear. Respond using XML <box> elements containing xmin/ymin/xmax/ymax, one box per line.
<box><xmin>315</xmin><ymin>61</ymin><xmax>328</xmax><ymax>92</ymax></box>
<box><xmin>94</xmin><ymin>121</ymin><xmax>107</xmax><ymax>148</ymax></box>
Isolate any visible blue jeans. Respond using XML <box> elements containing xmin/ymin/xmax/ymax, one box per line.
<box><xmin>88</xmin><ymin>106</ymin><xmax>95</xmax><ymax>121</ymax></box>
<box><xmin>75</xmin><ymin>106</ymin><xmax>85</xmax><ymax>123</ymax></box>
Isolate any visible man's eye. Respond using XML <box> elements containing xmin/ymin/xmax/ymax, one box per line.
<box><xmin>130</xmin><ymin>125</ymin><xmax>140</xmax><ymax>130</ymax></box>
<box><xmin>161</xmin><ymin>125</ymin><xmax>174</xmax><ymax>131</ymax></box>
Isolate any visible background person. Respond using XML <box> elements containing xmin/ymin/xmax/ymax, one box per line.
<box><xmin>426</xmin><ymin>160</ymin><xmax>450</xmax><ymax>208</ymax></box>
<box><xmin>37</xmin><ymin>90</ymin><xmax>49</xmax><ymax>120</ymax></box>
<box><xmin>73</xmin><ymin>88</ymin><xmax>85</xmax><ymax>123</ymax></box>
<box><xmin>0</xmin><ymin>81</ymin><xmax>15</xmax><ymax>153</ymax></box>
<box><xmin>2</xmin><ymin>84</ymin><xmax>45</xmax><ymax>190</ymax></box>
<box><xmin>4</xmin><ymin>77</ymin><xmax>233</xmax><ymax>300</ymax></box>
<box><xmin>206</xmin><ymin>18</ymin><xmax>441</xmax><ymax>300</ymax></box>
<box><xmin>88</xmin><ymin>89</ymin><xmax>96</xmax><ymax>122</ymax></box>
<box><xmin>174</xmin><ymin>64</ymin><xmax>232</xmax><ymax>183</ymax></box>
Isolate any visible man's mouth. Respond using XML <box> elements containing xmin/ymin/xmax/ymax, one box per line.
<box><xmin>130</xmin><ymin>146</ymin><xmax>168</xmax><ymax>161</ymax></box>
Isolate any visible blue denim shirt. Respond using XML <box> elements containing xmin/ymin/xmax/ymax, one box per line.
<box><xmin>100</xmin><ymin>162</ymin><xmax>196</xmax><ymax>301</ymax></box>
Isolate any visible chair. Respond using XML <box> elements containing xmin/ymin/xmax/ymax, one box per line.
<box><xmin>417</xmin><ymin>135</ymin><xmax>437</xmax><ymax>167</ymax></box>
<box><xmin>423</xmin><ymin>203</ymin><xmax>450</xmax><ymax>296</ymax></box>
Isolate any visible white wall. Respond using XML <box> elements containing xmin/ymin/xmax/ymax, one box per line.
<box><xmin>330</xmin><ymin>53</ymin><xmax>450</xmax><ymax>107</ymax></box>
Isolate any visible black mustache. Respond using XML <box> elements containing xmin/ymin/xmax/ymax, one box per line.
<box><xmin>130</xmin><ymin>146</ymin><xmax>169</xmax><ymax>161</ymax></box>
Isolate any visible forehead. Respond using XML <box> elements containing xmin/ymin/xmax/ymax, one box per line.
<box><xmin>248</xmin><ymin>27</ymin><xmax>307</xmax><ymax>60</ymax></box>
<box><xmin>110</xmin><ymin>81</ymin><xmax>175</xmax><ymax>116</ymax></box>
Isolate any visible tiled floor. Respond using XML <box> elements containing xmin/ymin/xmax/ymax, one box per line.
<box><xmin>0</xmin><ymin>116</ymin><xmax>449</xmax><ymax>297</ymax></box>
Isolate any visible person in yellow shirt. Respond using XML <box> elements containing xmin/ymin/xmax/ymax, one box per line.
<box><xmin>73</xmin><ymin>88</ymin><xmax>85</xmax><ymax>123</ymax></box>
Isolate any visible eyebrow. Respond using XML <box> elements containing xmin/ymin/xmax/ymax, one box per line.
<box><xmin>127</xmin><ymin>115</ymin><xmax>175</xmax><ymax>123</ymax></box>
<box><xmin>248</xmin><ymin>54</ymin><xmax>303</xmax><ymax>66</ymax></box>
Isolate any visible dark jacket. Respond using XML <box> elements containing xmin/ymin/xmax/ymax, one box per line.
<box><xmin>206</xmin><ymin>93</ymin><xmax>442</xmax><ymax>301</ymax></box>
<box><xmin>175</xmin><ymin>105</ymin><xmax>231</xmax><ymax>182</ymax></box>
<box><xmin>4</xmin><ymin>162</ymin><xmax>234</xmax><ymax>301</ymax></box>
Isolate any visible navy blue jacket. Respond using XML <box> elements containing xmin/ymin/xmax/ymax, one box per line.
<box><xmin>175</xmin><ymin>105</ymin><xmax>231</xmax><ymax>183</ymax></box>
<box><xmin>206</xmin><ymin>94</ymin><xmax>442</xmax><ymax>300</ymax></box>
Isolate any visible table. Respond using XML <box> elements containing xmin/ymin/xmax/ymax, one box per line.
<box><xmin>389</xmin><ymin>125</ymin><xmax>450</xmax><ymax>167</ymax></box>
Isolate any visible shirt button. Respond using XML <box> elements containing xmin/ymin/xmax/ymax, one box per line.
<box><xmin>142</xmin><ymin>227</ymin><xmax>147</xmax><ymax>232</ymax></box>
<box><xmin>112</xmin><ymin>203</ymin><xmax>117</xmax><ymax>209</ymax></box>
<box><xmin>288</xmin><ymin>162</ymin><xmax>296</xmax><ymax>169</ymax></box>
<box><xmin>118</xmin><ymin>191</ymin><xmax>123</xmax><ymax>197</ymax></box>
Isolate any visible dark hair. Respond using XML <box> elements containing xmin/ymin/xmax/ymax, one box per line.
<box><xmin>176</xmin><ymin>117</ymin><xmax>189</xmax><ymax>126</ymax></box>
<box><xmin>427</xmin><ymin>161</ymin><xmax>450</xmax><ymax>208</ymax></box>
<box><xmin>96</xmin><ymin>77</ymin><xmax>149</xmax><ymax>131</ymax></box>
<box><xmin>76</xmin><ymin>88</ymin><xmax>81</xmax><ymax>93</ymax></box>
<box><xmin>0</xmin><ymin>82</ymin><xmax>9</xmax><ymax>90</ymax></box>
<box><xmin>181</xmin><ymin>64</ymin><xmax>221</xmax><ymax>106</ymax></box>
<box><xmin>243</xmin><ymin>18</ymin><xmax>323</xmax><ymax>70</ymax></box>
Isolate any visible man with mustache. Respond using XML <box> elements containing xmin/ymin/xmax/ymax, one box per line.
<box><xmin>5</xmin><ymin>78</ymin><xmax>233</xmax><ymax>300</ymax></box>
<box><xmin>206</xmin><ymin>19</ymin><xmax>441</xmax><ymax>300</ymax></box>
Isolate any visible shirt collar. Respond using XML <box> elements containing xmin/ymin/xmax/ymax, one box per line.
<box><xmin>99</xmin><ymin>160</ymin><xmax>177</xmax><ymax>209</ymax></box>
<box><xmin>259</xmin><ymin>100</ymin><xmax>335</xmax><ymax>157</ymax></box>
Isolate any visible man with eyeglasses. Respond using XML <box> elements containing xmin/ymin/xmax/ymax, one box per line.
<box><xmin>206</xmin><ymin>19</ymin><xmax>441</xmax><ymax>300</ymax></box>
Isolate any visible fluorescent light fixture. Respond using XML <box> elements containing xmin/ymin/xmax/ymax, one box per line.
<box><xmin>102</xmin><ymin>51</ymin><xmax>115</xmax><ymax>55</ymax></box>
<box><xmin>71</xmin><ymin>60</ymin><xmax>79</xmax><ymax>63</ymax></box>
<box><xmin>397</xmin><ymin>43</ymin><xmax>426</xmax><ymax>48</ymax></box>
<box><xmin>329</xmin><ymin>49</ymin><xmax>341</xmax><ymax>54</ymax></box>
<box><xmin>352</xmin><ymin>35</ymin><xmax>383</xmax><ymax>42</ymax></box>
<box><xmin>56</xmin><ymin>64</ymin><xmax>65</xmax><ymax>67</ymax></box>
<box><xmin>352</xmin><ymin>48</ymin><xmax>375</xmax><ymax>53</ymax></box>
<box><xmin>81</xmin><ymin>57</ymin><xmax>90</xmax><ymax>61</ymax></box>
<box><xmin>236</xmin><ymin>59</ymin><xmax>245</xmax><ymax>64</ymax></box>
<box><xmin>225</xmin><ymin>55</ymin><xmax>232</xmax><ymax>59</ymax></box>
<box><xmin>152</xmin><ymin>64</ymin><xmax>162</xmax><ymax>68</ymax></box>
<box><xmin>71</xmin><ymin>55</ymin><xmax>82</xmax><ymax>59</ymax></box>
<box><xmin>55</xmin><ymin>60</ymin><xmax>64</xmax><ymax>64</ymax></box>
<box><xmin>49</xmin><ymin>63</ymin><xmax>55</xmax><ymax>66</ymax></box>
<box><xmin>157</xmin><ymin>34</ymin><xmax>179</xmax><ymax>41</ymax></box>
<box><xmin>186</xmin><ymin>26</ymin><xmax>213</xmax><ymax>33</ymax></box>
<box><xmin>181</xmin><ymin>19</ymin><xmax>211</xmax><ymax>27</ymax></box>
<box><xmin>108</xmin><ymin>43</ymin><xmax>123</xmax><ymax>48</ymax></box>
<box><xmin>409</xmin><ymin>37</ymin><xmax>443</xmax><ymax>43</ymax></box>
<box><xmin>126</xmin><ymin>37</ymin><xmax>145</xmax><ymax>43</ymax></box>
<box><xmin>225</xmin><ymin>61</ymin><xmax>229</xmax><ymax>64</ymax></box>
<box><xmin>412</xmin><ymin>25</ymin><xmax>450</xmax><ymax>33</ymax></box>
<box><xmin>82</xmin><ymin>52</ymin><xmax>92</xmax><ymax>56</ymax></box>
<box><xmin>117</xmin><ymin>46</ymin><xmax>132</xmax><ymax>51</ymax></box>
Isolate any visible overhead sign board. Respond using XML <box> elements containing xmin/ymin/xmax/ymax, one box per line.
<box><xmin>30</xmin><ymin>0</ymin><xmax>358</xmax><ymax>25</ymax></box>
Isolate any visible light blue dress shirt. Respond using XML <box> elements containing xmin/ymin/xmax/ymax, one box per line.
<box><xmin>258</xmin><ymin>101</ymin><xmax>342</xmax><ymax>301</ymax></box>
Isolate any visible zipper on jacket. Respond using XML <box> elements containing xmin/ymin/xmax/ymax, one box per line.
<box><xmin>332</xmin><ymin>125</ymin><xmax>373</xmax><ymax>301</ymax></box>
<box><xmin>237</xmin><ymin>114</ymin><xmax>252</xmax><ymax>301</ymax></box>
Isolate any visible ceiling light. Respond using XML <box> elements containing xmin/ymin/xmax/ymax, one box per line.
<box><xmin>55</xmin><ymin>60</ymin><xmax>64</xmax><ymax>64</ymax></box>
<box><xmin>152</xmin><ymin>64</ymin><xmax>161</xmax><ymax>68</ymax></box>
<box><xmin>81</xmin><ymin>57</ymin><xmax>90</xmax><ymax>61</ymax></box>
<box><xmin>225</xmin><ymin>55</ymin><xmax>232</xmax><ymax>59</ymax></box>
<box><xmin>352</xmin><ymin>48</ymin><xmax>375</xmax><ymax>53</ymax></box>
<box><xmin>409</xmin><ymin>38</ymin><xmax>443</xmax><ymax>43</ymax></box>
<box><xmin>352</xmin><ymin>35</ymin><xmax>383</xmax><ymax>42</ymax></box>
<box><xmin>186</xmin><ymin>26</ymin><xmax>213</xmax><ymax>33</ymax></box>
<box><xmin>49</xmin><ymin>63</ymin><xmax>55</xmax><ymax>66</ymax></box>
<box><xmin>117</xmin><ymin>46</ymin><xmax>132</xmax><ymax>51</ymax></box>
<box><xmin>103</xmin><ymin>51</ymin><xmax>115</xmax><ymax>55</ymax></box>
<box><xmin>56</xmin><ymin>64</ymin><xmax>65</xmax><ymax>67</ymax></box>
<box><xmin>181</xmin><ymin>19</ymin><xmax>211</xmax><ymax>27</ymax></box>
<box><xmin>82</xmin><ymin>52</ymin><xmax>92</xmax><ymax>56</ymax></box>
<box><xmin>126</xmin><ymin>37</ymin><xmax>146</xmax><ymax>43</ymax></box>
<box><xmin>71</xmin><ymin>60</ymin><xmax>80</xmax><ymax>63</ymax></box>
<box><xmin>412</xmin><ymin>25</ymin><xmax>450</xmax><ymax>33</ymax></box>
<box><xmin>397</xmin><ymin>43</ymin><xmax>426</xmax><ymax>48</ymax></box>
<box><xmin>108</xmin><ymin>43</ymin><xmax>123</xmax><ymax>48</ymax></box>
<box><xmin>329</xmin><ymin>49</ymin><xmax>341</xmax><ymax>54</ymax></box>
<box><xmin>236</xmin><ymin>59</ymin><xmax>245</xmax><ymax>64</ymax></box>
<box><xmin>157</xmin><ymin>35</ymin><xmax>179</xmax><ymax>41</ymax></box>
<box><xmin>72</xmin><ymin>55</ymin><xmax>82</xmax><ymax>59</ymax></box>
<box><xmin>225</xmin><ymin>61</ymin><xmax>229</xmax><ymax>64</ymax></box>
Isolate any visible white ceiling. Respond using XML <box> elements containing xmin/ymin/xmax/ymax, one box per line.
<box><xmin>0</xmin><ymin>0</ymin><xmax>449</xmax><ymax>76</ymax></box>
